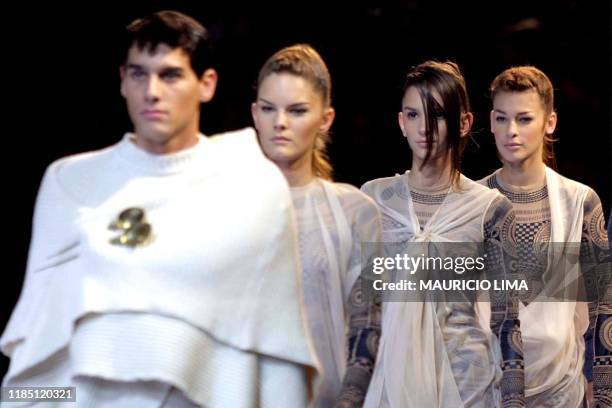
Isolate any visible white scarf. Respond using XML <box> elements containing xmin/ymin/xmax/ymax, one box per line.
<box><xmin>362</xmin><ymin>172</ymin><xmax>502</xmax><ymax>408</ymax></box>
<box><xmin>292</xmin><ymin>179</ymin><xmax>381</xmax><ymax>406</ymax></box>
<box><xmin>515</xmin><ymin>167</ymin><xmax>589</xmax><ymax>397</ymax></box>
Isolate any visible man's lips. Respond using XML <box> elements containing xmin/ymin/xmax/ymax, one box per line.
<box><xmin>142</xmin><ymin>110</ymin><xmax>168</xmax><ymax>120</ymax></box>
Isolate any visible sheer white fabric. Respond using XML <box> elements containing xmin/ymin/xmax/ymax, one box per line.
<box><xmin>480</xmin><ymin>167</ymin><xmax>589</xmax><ymax>406</ymax></box>
<box><xmin>291</xmin><ymin>179</ymin><xmax>381</xmax><ymax>407</ymax></box>
<box><xmin>362</xmin><ymin>172</ymin><xmax>504</xmax><ymax>408</ymax></box>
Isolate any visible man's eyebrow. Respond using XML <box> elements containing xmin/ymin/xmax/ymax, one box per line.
<box><xmin>160</xmin><ymin>66</ymin><xmax>184</xmax><ymax>73</ymax></box>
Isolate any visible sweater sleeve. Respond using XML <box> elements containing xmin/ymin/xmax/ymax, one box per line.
<box><xmin>1</xmin><ymin>161</ymin><xmax>81</xmax><ymax>356</ymax></box>
<box><xmin>336</xmin><ymin>191</ymin><xmax>383</xmax><ymax>407</ymax></box>
<box><xmin>580</xmin><ymin>190</ymin><xmax>611</xmax><ymax>406</ymax></box>
<box><xmin>336</xmin><ymin>277</ymin><xmax>382</xmax><ymax>407</ymax></box>
<box><xmin>483</xmin><ymin>195</ymin><xmax>526</xmax><ymax>407</ymax></box>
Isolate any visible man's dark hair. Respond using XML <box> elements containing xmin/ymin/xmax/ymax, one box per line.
<box><xmin>124</xmin><ymin>10</ymin><xmax>213</xmax><ymax>76</ymax></box>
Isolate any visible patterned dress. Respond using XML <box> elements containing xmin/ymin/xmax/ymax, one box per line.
<box><xmin>482</xmin><ymin>169</ymin><xmax>611</xmax><ymax>407</ymax></box>
<box><xmin>348</xmin><ymin>172</ymin><xmax>524</xmax><ymax>407</ymax></box>
<box><xmin>291</xmin><ymin>179</ymin><xmax>381</xmax><ymax>407</ymax></box>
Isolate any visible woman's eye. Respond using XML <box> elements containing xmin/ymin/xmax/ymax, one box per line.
<box><xmin>290</xmin><ymin>108</ymin><xmax>307</xmax><ymax>115</ymax></box>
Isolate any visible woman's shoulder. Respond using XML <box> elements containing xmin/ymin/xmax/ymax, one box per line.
<box><xmin>360</xmin><ymin>173</ymin><xmax>404</xmax><ymax>197</ymax></box>
<box><xmin>322</xmin><ymin>180</ymin><xmax>381</xmax><ymax>221</ymax></box>
<box><xmin>475</xmin><ymin>170</ymin><xmax>498</xmax><ymax>189</ymax></box>
<box><xmin>547</xmin><ymin>167</ymin><xmax>592</xmax><ymax>195</ymax></box>
<box><xmin>455</xmin><ymin>173</ymin><xmax>504</xmax><ymax>204</ymax></box>
<box><xmin>326</xmin><ymin>180</ymin><xmax>379</xmax><ymax>208</ymax></box>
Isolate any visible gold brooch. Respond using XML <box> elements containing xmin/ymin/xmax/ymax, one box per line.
<box><xmin>109</xmin><ymin>207</ymin><xmax>151</xmax><ymax>247</ymax></box>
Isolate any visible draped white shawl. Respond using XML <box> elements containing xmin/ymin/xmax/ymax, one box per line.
<box><xmin>481</xmin><ymin>167</ymin><xmax>589</xmax><ymax>401</ymax></box>
<box><xmin>362</xmin><ymin>172</ymin><xmax>503</xmax><ymax>408</ymax></box>
<box><xmin>292</xmin><ymin>179</ymin><xmax>381</xmax><ymax>406</ymax></box>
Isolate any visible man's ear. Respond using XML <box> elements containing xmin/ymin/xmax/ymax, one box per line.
<box><xmin>199</xmin><ymin>68</ymin><xmax>218</xmax><ymax>103</ymax></box>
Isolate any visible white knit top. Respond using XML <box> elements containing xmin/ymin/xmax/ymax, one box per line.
<box><xmin>2</xmin><ymin>129</ymin><xmax>316</xmax><ymax>407</ymax></box>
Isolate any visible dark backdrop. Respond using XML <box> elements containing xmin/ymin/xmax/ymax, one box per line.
<box><xmin>2</xmin><ymin>0</ymin><xmax>610</xmax><ymax>378</ymax></box>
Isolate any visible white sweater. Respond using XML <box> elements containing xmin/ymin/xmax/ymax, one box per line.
<box><xmin>2</xmin><ymin>129</ymin><xmax>316</xmax><ymax>407</ymax></box>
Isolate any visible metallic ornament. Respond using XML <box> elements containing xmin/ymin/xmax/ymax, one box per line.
<box><xmin>109</xmin><ymin>207</ymin><xmax>151</xmax><ymax>247</ymax></box>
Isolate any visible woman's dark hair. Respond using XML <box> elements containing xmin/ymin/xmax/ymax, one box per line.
<box><xmin>402</xmin><ymin>61</ymin><xmax>471</xmax><ymax>187</ymax></box>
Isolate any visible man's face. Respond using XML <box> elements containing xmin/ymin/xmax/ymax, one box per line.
<box><xmin>120</xmin><ymin>43</ymin><xmax>217</xmax><ymax>154</ymax></box>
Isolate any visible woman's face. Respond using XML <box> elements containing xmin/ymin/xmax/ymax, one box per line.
<box><xmin>252</xmin><ymin>72</ymin><xmax>334</xmax><ymax>170</ymax></box>
<box><xmin>490</xmin><ymin>89</ymin><xmax>556</xmax><ymax>167</ymax></box>
<box><xmin>398</xmin><ymin>86</ymin><xmax>449</xmax><ymax>166</ymax></box>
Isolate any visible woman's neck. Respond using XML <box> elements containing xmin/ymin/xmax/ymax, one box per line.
<box><xmin>499</xmin><ymin>158</ymin><xmax>546</xmax><ymax>188</ymax></box>
<box><xmin>409</xmin><ymin>155</ymin><xmax>453</xmax><ymax>190</ymax></box>
<box><xmin>278</xmin><ymin>155</ymin><xmax>315</xmax><ymax>187</ymax></box>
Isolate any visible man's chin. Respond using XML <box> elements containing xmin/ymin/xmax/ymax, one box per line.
<box><xmin>135</xmin><ymin>126</ymin><xmax>171</xmax><ymax>143</ymax></box>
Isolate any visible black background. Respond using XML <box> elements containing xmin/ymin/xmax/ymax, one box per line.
<box><xmin>2</xmin><ymin>0</ymin><xmax>610</xmax><ymax>378</ymax></box>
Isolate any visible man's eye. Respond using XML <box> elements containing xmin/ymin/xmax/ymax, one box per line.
<box><xmin>161</xmin><ymin>71</ymin><xmax>181</xmax><ymax>80</ymax></box>
<box><xmin>130</xmin><ymin>70</ymin><xmax>146</xmax><ymax>79</ymax></box>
